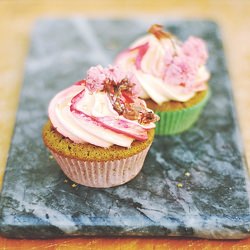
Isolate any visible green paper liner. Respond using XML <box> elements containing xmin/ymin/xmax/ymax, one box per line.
<box><xmin>155</xmin><ymin>90</ymin><xmax>211</xmax><ymax>135</ymax></box>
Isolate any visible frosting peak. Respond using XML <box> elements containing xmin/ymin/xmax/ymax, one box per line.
<box><xmin>115</xmin><ymin>24</ymin><xmax>210</xmax><ymax>105</ymax></box>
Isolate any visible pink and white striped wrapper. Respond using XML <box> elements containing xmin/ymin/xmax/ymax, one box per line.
<box><xmin>50</xmin><ymin>145</ymin><xmax>151</xmax><ymax>188</ymax></box>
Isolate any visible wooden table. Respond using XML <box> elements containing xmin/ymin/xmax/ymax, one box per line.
<box><xmin>0</xmin><ymin>0</ymin><xmax>250</xmax><ymax>249</ymax></box>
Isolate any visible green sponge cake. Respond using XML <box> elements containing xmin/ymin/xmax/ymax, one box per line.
<box><xmin>146</xmin><ymin>89</ymin><xmax>208</xmax><ymax>112</ymax></box>
<box><xmin>43</xmin><ymin>120</ymin><xmax>155</xmax><ymax>162</ymax></box>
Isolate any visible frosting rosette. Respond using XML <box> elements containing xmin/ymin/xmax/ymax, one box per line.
<box><xmin>115</xmin><ymin>24</ymin><xmax>210</xmax><ymax>105</ymax></box>
<box><xmin>48</xmin><ymin>65</ymin><xmax>159</xmax><ymax>148</ymax></box>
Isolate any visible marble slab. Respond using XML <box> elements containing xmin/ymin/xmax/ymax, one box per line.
<box><xmin>0</xmin><ymin>18</ymin><xmax>250</xmax><ymax>239</ymax></box>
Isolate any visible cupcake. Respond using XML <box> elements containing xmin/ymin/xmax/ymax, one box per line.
<box><xmin>115</xmin><ymin>24</ymin><xmax>210</xmax><ymax>135</ymax></box>
<box><xmin>42</xmin><ymin>65</ymin><xmax>159</xmax><ymax>188</ymax></box>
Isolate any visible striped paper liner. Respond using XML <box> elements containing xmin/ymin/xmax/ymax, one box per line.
<box><xmin>50</xmin><ymin>145</ymin><xmax>151</xmax><ymax>188</ymax></box>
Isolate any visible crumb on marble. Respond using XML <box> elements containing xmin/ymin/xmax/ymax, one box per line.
<box><xmin>177</xmin><ymin>183</ymin><xmax>183</xmax><ymax>188</ymax></box>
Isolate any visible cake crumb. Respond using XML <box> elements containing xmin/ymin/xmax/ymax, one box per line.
<box><xmin>185</xmin><ymin>172</ymin><xmax>191</xmax><ymax>177</ymax></box>
<box><xmin>64</xmin><ymin>179</ymin><xmax>68</xmax><ymax>183</ymax></box>
<box><xmin>49</xmin><ymin>155</ymin><xmax>54</xmax><ymax>159</ymax></box>
<box><xmin>177</xmin><ymin>183</ymin><xmax>183</xmax><ymax>188</ymax></box>
<box><xmin>72</xmin><ymin>183</ymin><xmax>77</xmax><ymax>188</ymax></box>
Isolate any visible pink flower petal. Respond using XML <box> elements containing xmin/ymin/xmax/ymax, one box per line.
<box><xmin>164</xmin><ymin>55</ymin><xmax>197</xmax><ymax>87</ymax></box>
<box><xmin>182</xmin><ymin>36</ymin><xmax>208</xmax><ymax>66</ymax></box>
<box><xmin>86</xmin><ymin>65</ymin><xmax>106</xmax><ymax>92</ymax></box>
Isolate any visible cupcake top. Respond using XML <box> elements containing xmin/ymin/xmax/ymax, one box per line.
<box><xmin>48</xmin><ymin>65</ymin><xmax>159</xmax><ymax>148</ymax></box>
<box><xmin>115</xmin><ymin>24</ymin><xmax>210</xmax><ymax>105</ymax></box>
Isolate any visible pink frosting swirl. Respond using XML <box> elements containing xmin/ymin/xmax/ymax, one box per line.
<box><xmin>48</xmin><ymin>65</ymin><xmax>159</xmax><ymax>148</ymax></box>
<box><xmin>115</xmin><ymin>24</ymin><xmax>210</xmax><ymax>105</ymax></box>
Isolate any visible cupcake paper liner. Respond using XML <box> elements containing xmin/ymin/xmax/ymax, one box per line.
<box><xmin>50</xmin><ymin>145</ymin><xmax>151</xmax><ymax>188</ymax></box>
<box><xmin>155</xmin><ymin>91</ymin><xmax>211</xmax><ymax>135</ymax></box>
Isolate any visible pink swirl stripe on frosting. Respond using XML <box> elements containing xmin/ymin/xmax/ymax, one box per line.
<box><xmin>49</xmin><ymin>83</ymin><xmax>155</xmax><ymax>148</ymax></box>
<box><xmin>70</xmin><ymin>88</ymin><xmax>148</xmax><ymax>141</ymax></box>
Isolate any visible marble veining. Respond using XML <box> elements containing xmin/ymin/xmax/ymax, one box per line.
<box><xmin>0</xmin><ymin>18</ymin><xmax>250</xmax><ymax>239</ymax></box>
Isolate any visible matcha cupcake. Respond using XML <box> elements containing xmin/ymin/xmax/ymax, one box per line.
<box><xmin>115</xmin><ymin>24</ymin><xmax>210</xmax><ymax>135</ymax></box>
<box><xmin>43</xmin><ymin>65</ymin><xmax>159</xmax><ymax>188</ymax></box>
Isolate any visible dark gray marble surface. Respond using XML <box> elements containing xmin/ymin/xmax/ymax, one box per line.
<box><xmin>0</xmin><ymin>18</ymin><xmax>250</xmax><ymax>239</ymax></box>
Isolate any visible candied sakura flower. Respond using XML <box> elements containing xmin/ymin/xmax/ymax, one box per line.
<box><xmin>86</xmin><ymin>65</ymin><xmax>106</xmax><ymax>92</ymax></box>
<box><xmin>164</xmin><ymin>55</ymin><xmax>197</xmax><ymax>87</ymax></box>
<box><xmin>182</xmin><ymin>36</ymin><xmax>208</xmax><ymax>66</ymax></box>
<box><xmin>84</xmin><ymin>64</ymin><xmax>158</xmax><ymax>124</ymax></box>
